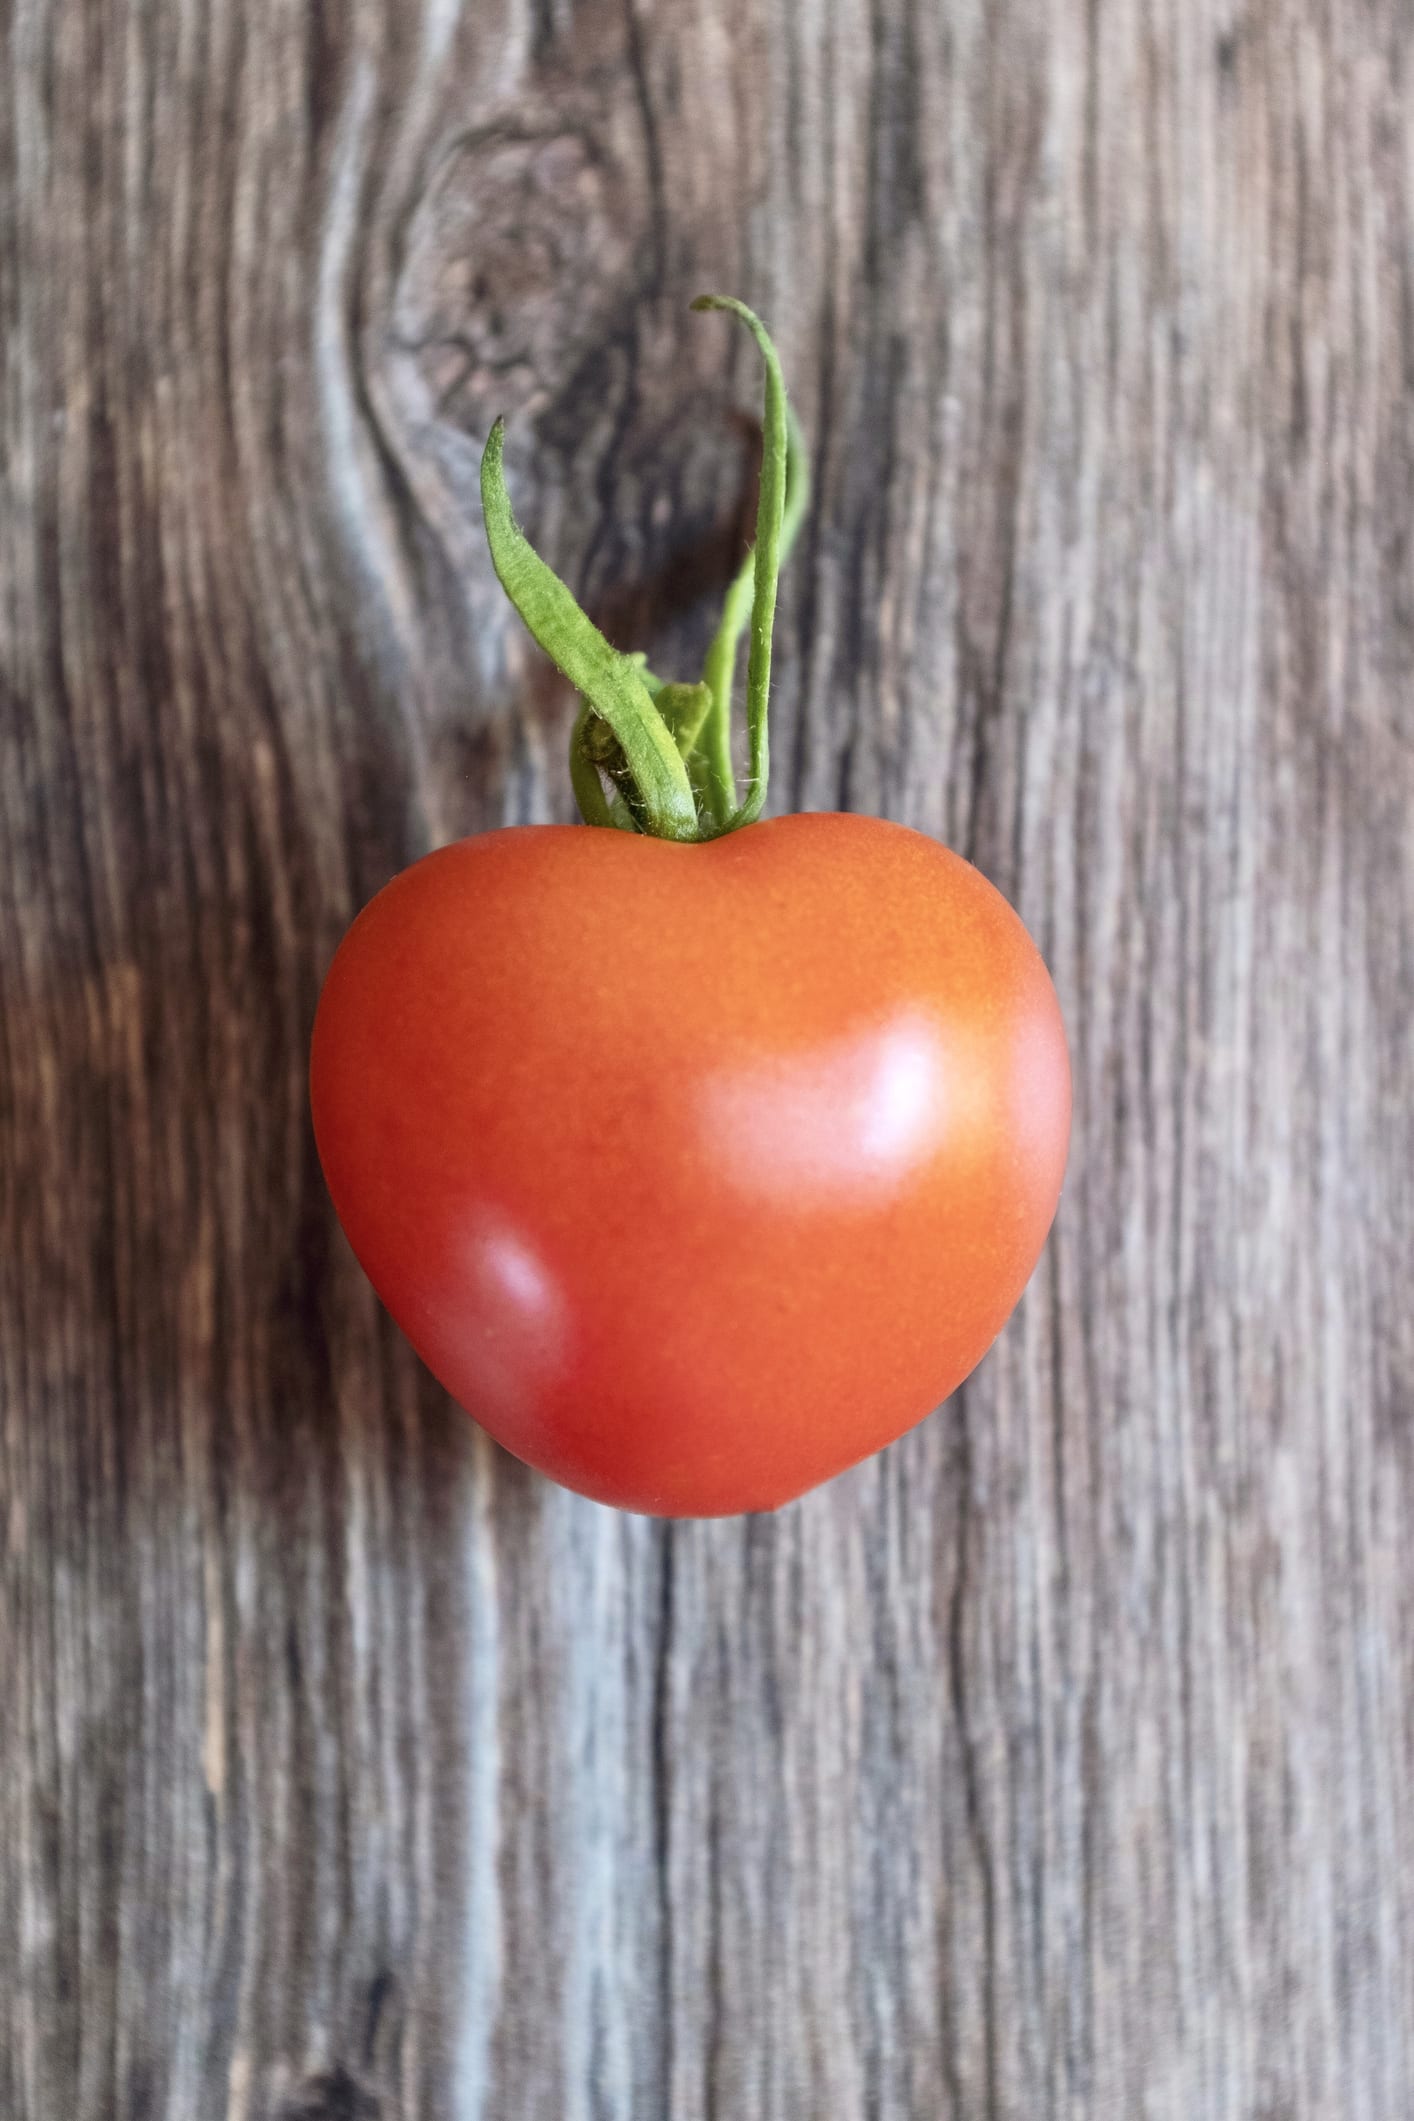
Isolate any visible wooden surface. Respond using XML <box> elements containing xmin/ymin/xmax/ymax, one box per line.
<box><xmin>3</xmin><ymin>0</ymin><xmax>1413</xmax><ymax>2114</ymax></box>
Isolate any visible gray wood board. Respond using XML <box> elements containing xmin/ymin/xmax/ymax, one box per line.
<box><xmin>2</xmin><ymin>0</ymin><xmax>1412</xmax><ymax>2114</ymax></box>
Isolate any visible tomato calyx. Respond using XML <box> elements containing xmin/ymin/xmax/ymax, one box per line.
<box><xmin>479</xmin><ymin>296</ymin><xmax>809</xmax><ymax>844</ymax></box>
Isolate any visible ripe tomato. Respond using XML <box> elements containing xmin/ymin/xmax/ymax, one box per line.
<box><xmin>310</xmin><ymin>811</ymin><xmax>1070</xmax><ymax>1514</ymax></box>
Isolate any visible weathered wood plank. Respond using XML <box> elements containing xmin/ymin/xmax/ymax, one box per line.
<box><xmin>2</xmin><ymin>0</ymin><xmax>1412</xmax><ymax>2115</ymax></box>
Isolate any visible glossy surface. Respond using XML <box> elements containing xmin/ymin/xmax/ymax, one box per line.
<box><xmin>310</xmin><ymin>813</ymin><xmax>1070</xmax><ymax>1513</ymax></box>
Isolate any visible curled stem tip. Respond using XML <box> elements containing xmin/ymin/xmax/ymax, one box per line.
<box><xmin>689</xmin><ymin>296</ymin><xmax>790</xmax><ymax>830</ymax></box>
<box><xmin>699</xmin><ymin>397</ymin><xmax>810</xmax><ymax>827</ymax></box>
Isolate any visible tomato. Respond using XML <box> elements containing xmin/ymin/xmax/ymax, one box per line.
<box><xmin>313</xmin><ymin>294</ymin><xmax>1070</xmax><ymax>1511</ymax></box>
<box><xmin>310</xmin><ymin>810</ymin><xmax>1070</xmax><ymax>1515</ymax></box>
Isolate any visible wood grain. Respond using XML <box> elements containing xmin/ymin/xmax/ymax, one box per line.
<box><xmin>3</xmin><ymin>0</ymin><xmax>1412</xmax><ymax>2114</ymax></box>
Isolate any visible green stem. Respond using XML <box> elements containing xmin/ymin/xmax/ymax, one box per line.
<box><xmin>698</xmin><ymin>562</ymin><xmax>754</xmax><ymax>828</ymax></box>
<box><xmin>689</xmin><ymin>296</ymin><xmax>789</xmax><ymax>830</ymax></box>
<box><xmin>696</xmin><ymin>400</ymin><xmax>810</xmax><ymax>828</ymax></box>
<box><xmin>655</xmin><ymin>681</ymin><xmax>714</xmax><ymax>750</ymax></box>
<box><xmin>479</xmin><ymin>297</ymin><xmax>805</xmax><ymax>841</ymax></box>
<box><xmin>480</xmin><ymin>421</ymin><xmax>699</xmax><ymax>841</ymax></box>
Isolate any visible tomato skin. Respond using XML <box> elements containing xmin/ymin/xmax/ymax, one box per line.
<box><xmin>310</xmin><ymin>813</ymin><xmax>1070</xmax><ymax>1515</ymax></box>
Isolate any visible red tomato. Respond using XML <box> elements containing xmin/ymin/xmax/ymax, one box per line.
<box><xmin>310</xmin><ymin>811</ymin><xmax>1069</xmax><ymax>1515</ymax></box>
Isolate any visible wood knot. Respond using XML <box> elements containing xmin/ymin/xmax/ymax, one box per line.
<box><xmin>272</xmin><ymin>2064</ymin><xmax>383</xmax><ymax>2121</ymax></box>
<box><xmin>390</xmin><ymin>111</ymin><xmax>643</xmax><ymax>432</ymax></box>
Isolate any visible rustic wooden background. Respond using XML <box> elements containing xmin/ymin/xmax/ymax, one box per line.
<box><xmin>3</xmin><ymin>0</ymin><xmax>1413</xmax><ymax>2114</ymax></box>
